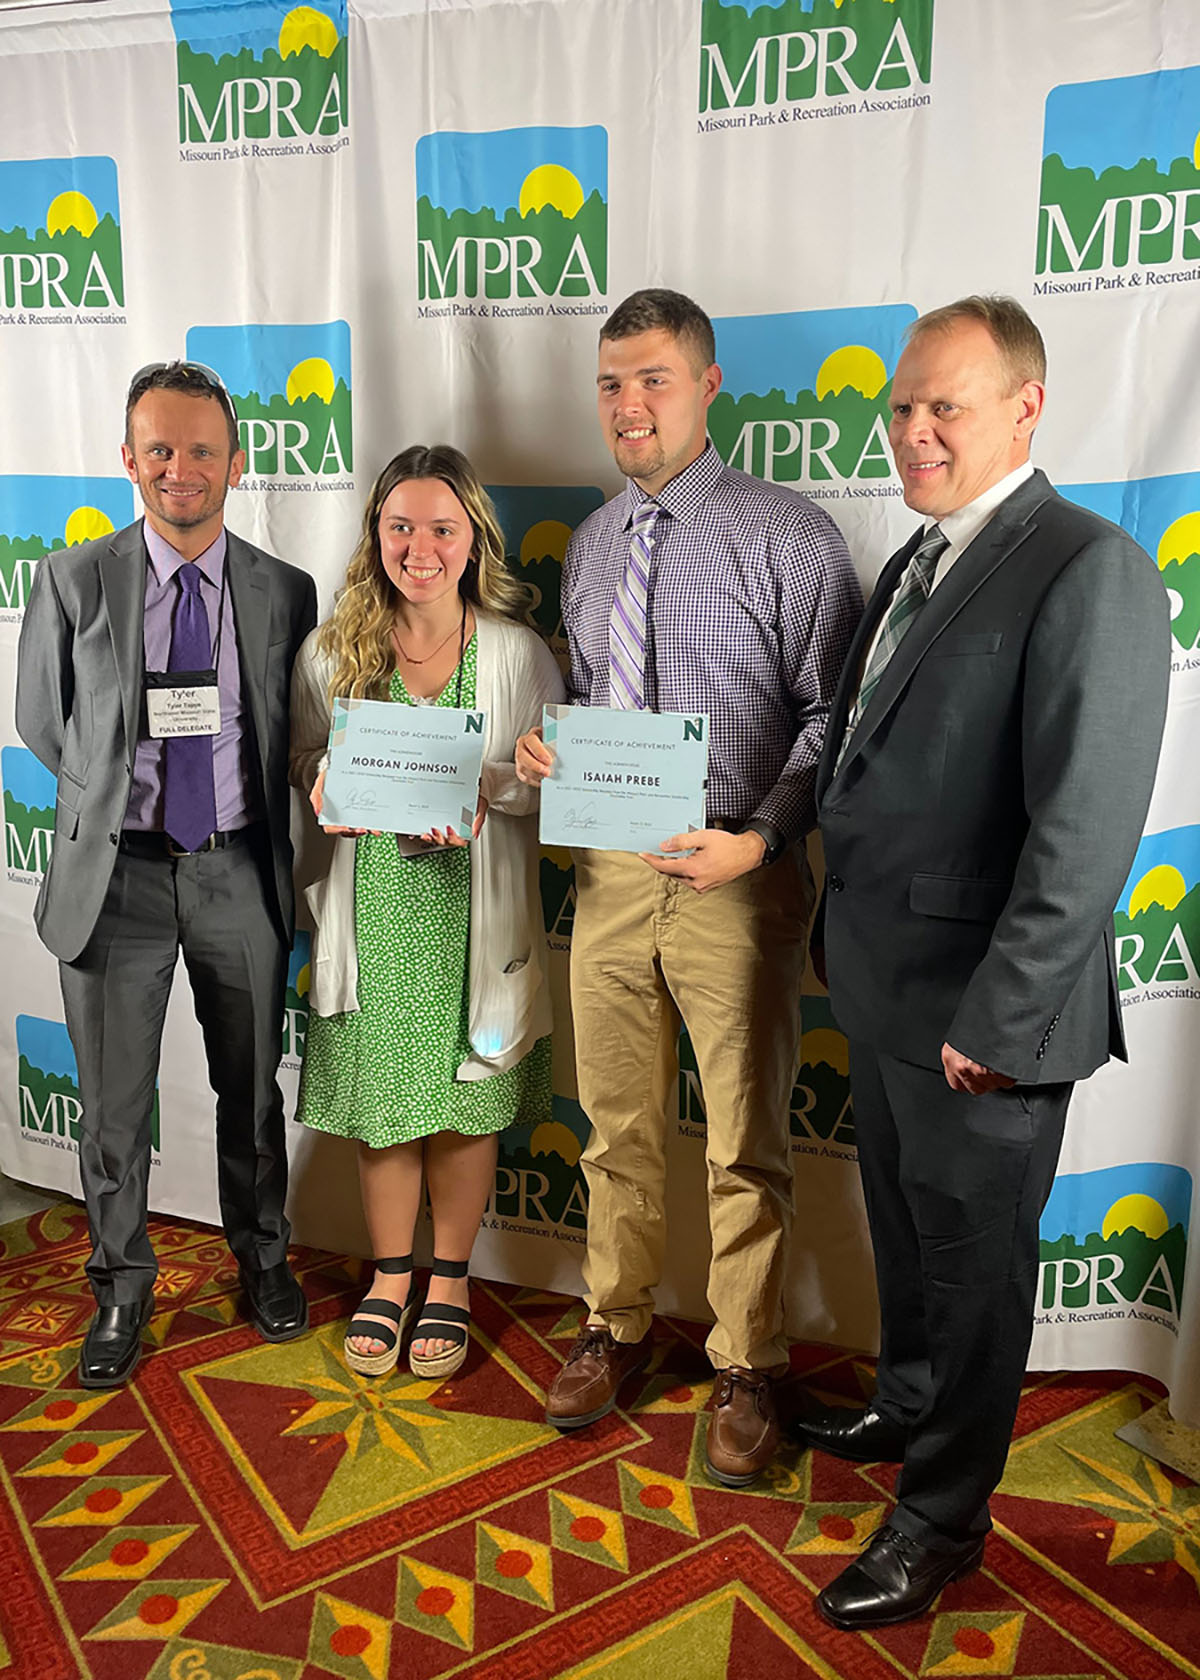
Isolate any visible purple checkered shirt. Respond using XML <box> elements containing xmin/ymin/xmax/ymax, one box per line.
<box><xmin>561</xmin><ymin>444</ymin><xmax>863</xmax><ymax>841</ymax></box>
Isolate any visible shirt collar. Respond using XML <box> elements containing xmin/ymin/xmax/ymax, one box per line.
<box><xmin>927</xmin><ymin>460</ymin><xmax>1035</xmax><ymax>553</ymax></box>
<box><xmin>142</xmin><ymin>517</ymin><xmax>227</xmax><ymax>589</ymax></box>
<box><xmin>622</xmin><ymin>440</ymin><xmax>726</xmax><ymax>528</ymax></box>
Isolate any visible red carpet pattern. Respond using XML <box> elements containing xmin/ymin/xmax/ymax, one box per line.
<box><xmin>0</xmin><ymin>1205</ymin><xmax>1198</xmax><ymax>1679</ymax></box>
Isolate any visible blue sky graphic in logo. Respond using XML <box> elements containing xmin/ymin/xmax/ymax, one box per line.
<box><xmin>0</xmin><ymin>156</ymin><xmax>124</xmax><ymax>311</ymax></box>
<box><xmin>1062</xmin><ymin>470</ymin><xmax>1200</xmax><ymax>654</ymax></box>
<box><xmin>169</xmin><ymin>0</ymin><xmax>347</xmax><ymax>59</ymax></box>
<box><xmin>2</xmin><ymin>747</ymin><xmax>55</xmax><ymax>817</ymax></box>
<box><xmin>416</xmin><ymin>127</ymin><xmax>606</xmax><ymax>217</ymax></box>
<box><xmin>0</xmin><ymin>475</ymin><xmax>134</xmax><ymax>616</ymax></box>
<box><xmin>1044</xmin><ymin>66</ymin><xmax>1200</xmax><ymax>176</ymax></box>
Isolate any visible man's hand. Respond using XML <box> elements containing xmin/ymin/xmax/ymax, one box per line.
<box><xmin>516</xmin><ymin>726</ymin><xmax>555</xmax><ymax>785</ymax></box>
<box><xmin>640</xmin><ymin>827</ymin><xmax>766</xmax><ymax>894</ymax></box>
<box><xmin>942</xmin><ymin>1043</ymin><xmax>1016</xmax><ymax>1095</ymax></box>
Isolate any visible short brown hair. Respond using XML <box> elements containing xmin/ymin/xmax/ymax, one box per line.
<box><xmin>600</xmin><ymin>288</ymin><xmax>716</xmax><ymax>375</ymax></box>
<box><xmin>908</xmin><ymin>295</ymin><xmax>1046</xmax><ymax>390</ymax></box>
<box><xmin>125</xmin><ymin>361</ymin><xmax>240</xmax><ymax>454</ymax></box>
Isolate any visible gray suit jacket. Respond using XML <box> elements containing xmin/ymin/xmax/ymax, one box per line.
<box><xmin>16</xmin><ymin>518</ymin><xmax>318</xmax><ymax>962</ymax></box>
<box><xmin>815</xmin><ymin>470</ymin><xmax>1170</xmax><ymax>1084</ymax></box>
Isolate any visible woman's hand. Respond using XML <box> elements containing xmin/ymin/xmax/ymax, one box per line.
<box><xmin>421</xmin><ymin>793</ymin><xmax>488</xmax><ymax>849</ymax></box>
<box><xmin>310</xmin><ymin>768</ymin><xmax>380</xmax><ymax>838</ymax></box>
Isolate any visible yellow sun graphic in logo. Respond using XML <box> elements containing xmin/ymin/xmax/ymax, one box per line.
<box><xmin>1157</xmin><ymin>511</ymin><xmax>1200</xmax><ymax>567</ymax></box>
<box><xmin>294</xmin><ymin>962</ymin><xmax>310</xmax><ymax>998</ymax></box>
<box><xmin>520</xmin><ymin>519</ymin><xmax>573</xmax><ymax>567</ymax></box>
<box><xmin>530</xmin><ymin>1120</ymin><xmax>582</xmax><ymax>1166</ymax></box>
<box><xmin>1102</xmin><ymin>1194</ymin><xmax>1169</xmax><ymax>1241</ymax></box>
<box><xmin>518</xmin><ymin>165</ymin><xmax>585</xmax><ymax>220</ymax></box>
<box><xmin>815</xmin><ymin>345</ymin><xmax>889</xmax><ymax>400</ymax></box>
<box><xmin>800</xmin><ymin>1027</ymin><xmax>849</xmax><ymax>1075</ymax></box>
<box><xmin>45</xmin><ymin>191</ymin><xmax>98</xmax><ymax>238</ymax></box>
<box><xmin>1128</xmin><ymin>864</ymin><xmax>1187</xmax><ymax>917</ymax></box>
<box><xmin>278</xmin><ymin>5</ymin><xmax>338</xmax><ymax>58</ymax></box>
<box><xmin>63</xmin><ymin>507</ymin><xmax>115</xmax><ymax>546</ymax></box>
<box><xmin>285</xmin><ymin>358</ymin><xmax>336</xmax><ymax>404</ymax></box>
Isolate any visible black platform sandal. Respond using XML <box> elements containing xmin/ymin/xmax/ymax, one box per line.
<box><xmin>409</xmin><ymin>1258</ymin><xmax>471</xmax><ymax>1380</ymax></box>
<box><xmin>343</xmin><ymin>1255</ymin><xmax>415</xmax><ymax>1377</ymax></box>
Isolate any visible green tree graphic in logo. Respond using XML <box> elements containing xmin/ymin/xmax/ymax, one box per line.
<box><xmin>1111</xmin><ymin>826</ymin><xmax>1200</xmax><ymax>997</ymax></box>
<box><xmin>699</xmin><ymin>0</ymin><xmax>933</xmax><ymax>114</ymax></box>
<box><xmin>3</xmin><ymin>748</ymin><xmax>55</xmax><ymax>877</ymax></box>
<box><xmin>416</xmin><ymin>128</ymin><xmax>607</xmax><ymax>302</ymax></box>
<box><xmin>709</xmin><ymin>304</ymin><xmax>915</xmax><ymax>488</ymax></box>
<box><xmin>494</xmin><ymin>1095</ymin><xmax>589</xmax><ymax>1229</ymax></box>
<box><xmin>0</xmin><ymin>476</ymin><xmax>133</xmax><ymax>619</ymax></box>
<box><xmin>282</xmin><ymin>933</ymin><xmax>310</xmax><ymax>1063</ymax></box>
<box><xmin>792</xmin><ymin>995</ymin><xmax>854</xmax><ymax>1147</ymax></box>
<box><xmin>488</xmin><ymin>484</ymin><xmax>605</xmax><ymax>657</ymax></box>
<box><xmin>0</xmin><ymin>157</ymin><xmax>123</xmax><ymax>312</ymax></box>
<box><xmin>1039</xmin><ymin>1163</ymin><xmax>1190</xmax><ymax>1325</ymax></box>
<box><xmin>17</xmin><ymin>1015</ymin><xmax>161</xmax><ymax>1153</ymax></box>
<box><xmin>186</xmin><ymin>322</ymin><xmax>353</xmax><ymax>481</ymax></box>
<box><xmin>172</xmin><ymin>0</ymin><xmax>347</xmax><ymax>144</ymax></box>
<box><xmin>1038</xmin><ymin>68</ymin><xmax>1200</xmax><ymax>277</ymax></box>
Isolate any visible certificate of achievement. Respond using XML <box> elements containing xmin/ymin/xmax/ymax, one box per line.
<box><xmin>321</xmin><ymin>697</ymin><xmax>487</xmax><ymax>835</ymax></box>
<box><xmin>539</xmin><ymin>705</ymin><xmax>708</xmax><ymax>853</ymax></box>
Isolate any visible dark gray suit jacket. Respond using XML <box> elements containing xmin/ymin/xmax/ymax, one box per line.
<box><xmin>16</xmin><ymin>518</ymin><xmax>318</xmax><ymax>962</ymax></box>
<box><xmin>816</xmin><ymin>470</ymin><xmax>1170</xmax><ymax>1084</ymax></box>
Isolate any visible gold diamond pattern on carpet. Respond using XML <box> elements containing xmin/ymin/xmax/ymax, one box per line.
<box><xmin>307</xmin><ymin>1591</ymin><xmax>391</xmax><ymax>1679</ymax></box>
<box><xmin>618</xmin><ymin>1460</ymin><xmax>699</xmax><ymax>1536</ymax></box>
<box><xmin>550</xmin><ymin>1488</ymin><xmax>629</xmax><ymax>1572</ymax></box>
<box><xmin>920</xmin><ymin>1611</ymin><xmax>1025</xmax><ymax>1674</ymax></box>
<box><xmin>395</xmin><ymin>1555</ymin><xmax>474</xmax><ymax>1651</ymax></box>
<box><xmin>16</xmin><ymin>1429</ymin><xmax>142</xmax><ymax>1478</ymax></box>
<box><xmin>477</xmin><ymin>1519</ymin><xmax>554</xmax><ymax>1608</ymax></box>
<box><xmin>785</xmin><ymin>1501</ymin><xmax>889</xmax><ymax>1553</ymax></box>
<box><xmin>0</xmin><ymin>1387</ymin><xmax>116</xmax><ymax>1432</ymax></box>
<box><xmin>60</xmin><ymin>1524</ymin><xmax>196</xmax><ymax>1581</ymax></box>
<box><xmin>36</xmin><ymin>1475</ymin><xmax>168</xmax><ymax>1528</ymax></box>
<box><xmin>83</xmin><ymin>1580</ymin><xmax>227</xmax><ymax>1642</ymax></box>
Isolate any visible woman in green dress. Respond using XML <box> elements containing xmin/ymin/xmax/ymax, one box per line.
<box><xmin>290</xmin><ymin>445</ymin><xmax>564</xmax><ymax>1379</ymax></box>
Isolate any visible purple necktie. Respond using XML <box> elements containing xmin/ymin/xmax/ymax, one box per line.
<box><xmin>163</xmin><ymin>563</ymin><xmax>218</xmax><ymax>851</ymax></box>
<box><xmin>608</xmin><ymin>500</ymin><xmax>658</xmax><ymax>710</ymax></box>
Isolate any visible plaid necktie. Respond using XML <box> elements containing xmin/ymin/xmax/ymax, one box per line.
<box><xmin>608</xmin><ymin>499</ymin><xmax>659</xmax><ymax>710</ymax></box>
<box><xmin>163</xmin><ymin>562</ymin><xmax>218</xmax><ymax>851</ymax></box>
<box><xmin>836</xmin><ymin>523</ymin><xmax>949</xmax><ymax>769</ymax></box>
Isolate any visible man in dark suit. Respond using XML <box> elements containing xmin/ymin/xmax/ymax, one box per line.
<box><xmin>16</xmin><ymin>361</ymin><xmax>317</xmax><ymax>1387</ymax></box>
<box><xmin>801</xmin><ymin>297</ymin><xmax>1170</xmax><ymax>1628</ymax></box>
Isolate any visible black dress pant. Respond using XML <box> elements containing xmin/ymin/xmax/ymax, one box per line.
<box><xmin>58</xmin><ymin>835</ymin><xmax>291</xmax><ymax>1307</ymax></box>
<box><xmin>849</xmin><ymin>1041</ymin><xmax>1073</xmax><ymax>1548</ymax></box>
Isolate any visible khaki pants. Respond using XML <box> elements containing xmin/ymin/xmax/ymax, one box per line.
<box><xmin>570</xmin><ymin>846</ymin><xmax>813</xmax><ymax>1370</ymax></box>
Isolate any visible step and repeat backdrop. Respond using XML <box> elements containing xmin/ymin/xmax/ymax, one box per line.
<box><xmin>2</xmin><ymin>0</ymin><xmax>1199</xmax><ymax>1421</ymax></box>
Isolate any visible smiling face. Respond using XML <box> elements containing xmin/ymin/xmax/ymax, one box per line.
<box><xmin>597</xmin><ymin>327</ymin><xmax>721</xmax><ymax>495</ymax></box>
<box><xmin>377</xmin><ymin>477</ymin><xmax>474</xmax><ymax>610</ymax></box>
<box><xmin>121</xmin><ymin>388</ymin><xmax>244</xmax><ymax>557</ymax></box>
<box><xmin>887</xmin><ymin>317</ymin><xmax>1044</xmax><ymax>518</ymax></box>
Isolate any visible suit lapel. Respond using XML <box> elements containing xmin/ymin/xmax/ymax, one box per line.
<box><xmin>833</xmin><ymin>471</ymin><xmax>1055</xmax><ymax>780</ymax></box>
<box><xmin>98</xmin><ymin>522</ymin><xmax>149</xmax><ymax>761</ymax></box>
<box><xmin>226</xmin><ymin>533</ymin><xmax>270</xmax><ymax>776</ymax></box>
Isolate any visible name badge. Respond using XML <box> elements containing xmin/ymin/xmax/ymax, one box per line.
<box><xmin>145</xmin><ymin>668</ymin><xmax>221</xmax><ymax>739</ymax></box>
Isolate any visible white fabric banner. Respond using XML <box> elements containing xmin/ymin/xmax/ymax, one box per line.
<box><xmin>1</xmin><ymin>0</ymin><xmax>1197</xmax><ymax>1420</ymax></box>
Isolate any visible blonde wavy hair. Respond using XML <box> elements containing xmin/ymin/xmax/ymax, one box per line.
<box><xmin>318</xmin><ymin>444</ymin><xmax>533</xmax><ymax>701</ymax></box>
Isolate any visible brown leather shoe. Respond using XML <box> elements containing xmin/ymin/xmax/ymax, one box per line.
<box><xmin>545</xmin><ymin>1325</ymin><xmax>653</xmax><ymax>1429</ymax></box>
<box><xmin>705</xmin><ymin>1366</ymin><xmax>780</xmax><ymax>1486</ymax></box>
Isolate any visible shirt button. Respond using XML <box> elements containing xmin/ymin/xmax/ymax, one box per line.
<box><xmin>108</xmin><ymin>832</ymin><xmax>118</xmax><ymax>845</ymax></box>
<box><xmin>828</xmin><ymin>874</ymin><xmax>845</xmax><ymax>892</ymax></box>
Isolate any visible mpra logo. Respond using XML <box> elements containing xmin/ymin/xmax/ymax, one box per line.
<box><xmin>0</xmin><ymin>474</ymin><xmax>133</xmax><ymax>620</ymax></box>
<box><xmin>699</xmin><ymin>0</ymin><xmax>933</xmax><ymax>118</ymax></box>
<box><xmin>1111</xmin><ymin>826</ymin><xmax>1200</xmax><ymax>1002</ymax></box>
<box><xmin>488</xmin><ymin>484</ymin><xmax>605</xmax><ymax>656</ymax></box>
<box><xmin>186</xmin><ymin>322</ymin><xmax>353</xmax><ymax>486</ymax></box>
<box><xmin>710</xmin><ymin>304</ymin><xmax>915</xmax><ymax>497</ymax></box>
<box><xmin>1038</xmin><ymin>66</ymin><xmax>1200</xmax><ymax>284</ymax></box>
<box><xmin>792</xmin><ymin>995</ymin><xmax>855</xmax><ymax>1155</ymax></box>
<box><xmin>1038</xmin><ymin>1162</ymin><xmax>1190</xmax><ymax>1333</ymax></box>
<box><xmin>2</xmin><ymin>747</ymin><xmax>55</xmax><ymax>881</ymax></box>
<box><xmin>416</xmin><ymin>127</ymin><xmax>607</xmax><ymax>310</ymax></box>
<box><xmin>282</xmin><ymin>932</ymin><xmax>310</xmax><ymax>1066</ymax></box>
<box><xmin>17</xmin><ymin>1014</ymin><xmax>161</xmax><ymax>1155</ymax></box>
<box><xmin>0</xmin><ymin>156</ymin><xmax>123</xmax><ymax>315</ymax></box>
<box><xmin>539</xmin><ymin>848</ymin><xmax>576</xmax><ymax>953</ymax></box>
<box><xmin>172</xmin><ymin>0</ymin><xmax>348</xmax><ymax>152</ymax></box>
<box><xmin>1061</xmin><ymin>470</ymin><xmax>1200</xmax><ymax>668</ymax></box>
<box><xmin>491</xmin><ymin>1094</ymin><xmax>589</xmax><ymax>1235</ymax></box>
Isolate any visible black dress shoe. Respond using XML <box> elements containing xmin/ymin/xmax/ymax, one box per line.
<box><xmin>793</xmin><ymin>1401</ymin><xmax>909</xmax><ymax>1463</ymax></box>
<box><xmin>239</xmin><ymin>1261</ymin><xmax>308</xmax><ymax>1342</ymax></box>
<box><xmin>817</xmin><ymin>1524</ymin><xmax>985</xmax><ymax>1629</ymax></box>
<box><xmin>78</xmin><ymin>1297</ymin><xmax>155</xmax><ymax>1390</ymax></box>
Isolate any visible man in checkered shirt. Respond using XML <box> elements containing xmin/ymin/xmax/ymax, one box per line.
<box><xmin>517</xmin><ymin>289</ymin><xmax>862</xmax><ymax>1486</ymax></box>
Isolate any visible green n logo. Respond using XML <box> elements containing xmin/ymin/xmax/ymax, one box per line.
<box><xmin>683</xmin><ymin>718</ymin><xmax>704</xmax><ymax>742</ymax></box>
<box><xmin>465</xmin><ymin>713</ymin><xmax>484</xmax><ymax>734</ymax></box>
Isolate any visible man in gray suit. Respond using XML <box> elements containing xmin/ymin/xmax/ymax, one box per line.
<box><xmin>16</xmin><ymin>361</ymin><xmax>317</xmax><ymax>1387</ymax></box>
<box><xmin>801</xmin><ymin>297</ymin><xmax>1169</xmax><ymax>1628</ymax></box>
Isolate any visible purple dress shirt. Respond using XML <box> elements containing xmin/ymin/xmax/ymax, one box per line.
<box><xmin>124</xmin><ymin>521</ymin><xmax>257</xmax><ymax>833</ymax></box>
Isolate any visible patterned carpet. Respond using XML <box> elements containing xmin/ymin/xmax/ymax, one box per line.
<box><xmin>1</xmin><ymin>1205</ymin><xmax>1198</xmax><ymax>1680</ymax></box>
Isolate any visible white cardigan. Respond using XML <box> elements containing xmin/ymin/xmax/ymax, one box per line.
<box><xmin>289</xmin><ymin>611</ymin><xmax>565</xmax><ymax>1080</ymax></box>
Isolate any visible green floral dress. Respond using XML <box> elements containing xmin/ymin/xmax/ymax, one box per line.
<box><xmin>297</xmin><ymin>638</ymin><xmax>551</xmax><ymax>1145</ymax></box>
